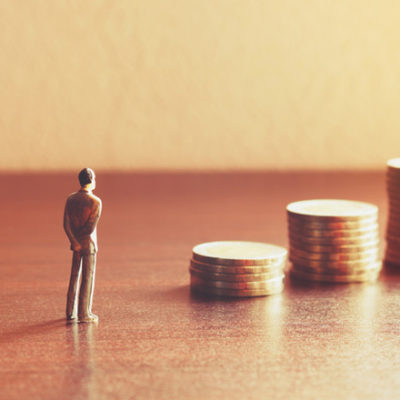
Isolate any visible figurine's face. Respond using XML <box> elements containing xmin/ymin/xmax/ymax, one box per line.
<box><xmin>91</xmin><ymin>176</ymin><xmax>96</xmax><ymax>190</ymax></box>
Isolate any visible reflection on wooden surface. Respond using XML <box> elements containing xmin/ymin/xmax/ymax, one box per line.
<box><xmin>2</xmin><ymin>172</ymin><xmax>400</xmax><ymax>400</ymax></box>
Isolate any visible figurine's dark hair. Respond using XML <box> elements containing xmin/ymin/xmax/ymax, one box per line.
<box><xmin>78</xmin><ymin>168</ymin><xmax>95</xmax><ymax>186</ymax></box>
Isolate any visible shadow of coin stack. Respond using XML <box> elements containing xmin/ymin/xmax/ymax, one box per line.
<box><xmin>287</xmin><ymin>200</ymin><xmax>382</xmax><ymax>283</ymax></box>
<box><xmin>385</xmin><ymin>158</ymin><xmax>400</xmax><ymax>266</ymax></box>
<box><xmin>190</xmin><ymin>241</ymin><xmax>287</xmax><ymax>297</ymax></box>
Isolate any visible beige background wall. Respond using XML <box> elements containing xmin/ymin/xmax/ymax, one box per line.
<box><xmin>1</xmin><ymin>1</ymin><xmax>400</xmax><ymax>171</ymax></box>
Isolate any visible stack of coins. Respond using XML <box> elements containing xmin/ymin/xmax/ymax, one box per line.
<box><xmin>287</xmin><ymin>199</ymin><xmax>381</xmax><ymax>283</ymax></box>
<box><xmin>386</xmin><ymin>158</ymin><xmax>400</xmax><ymax>266</ymax></box>
<box><xmin>189</xmin><ymin>241</ymin><xmax>287</xmax><ymax>297</ymax></box>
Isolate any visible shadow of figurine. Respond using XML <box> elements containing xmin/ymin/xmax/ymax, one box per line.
<box><xmin>64</xmin><ymin>168</ymin><xmax>102</xmax><ymax>323</ymax></box>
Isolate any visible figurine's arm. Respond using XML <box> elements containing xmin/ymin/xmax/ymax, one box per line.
<box><xmin>63</xmin><ymin>202</ymin><xmax>81</xmax><ymax>251</ymax></box>
<box><xmin>79</xmin><ymin>201</ymin><xmax>102</xmax><ymax>236</ymax></box>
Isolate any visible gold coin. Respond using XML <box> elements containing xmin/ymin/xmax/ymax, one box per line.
<box><xmin>289</xmin><ymin>247</ymin><xmax>379</xmax><ymax>261</ymax></box>
<box><xmin>385</xmin><ymin>242</ymin><xmax>400</xmax><ymax>250</ymax></box>
<box><xmin>387</xmin><ymin>193</ymin><xmax>400</xmax><ymax>201</ymax></box>
<box><xmin>387</xmin><ymin>188</ymin><xmax>400</xmax><ymax>196</ymax></box>
<box><xmin>290</xmin><ymin>265</ymin><xmax>381</xmax><ymax>283</ymax></box>
<box><xmin>386</xmin><ymin>177</ymin><xmax>400</xmax><ymax>186</ymax></box>
<box><xmin>190</xmin><ymin>259</ymin><xmax>285</xmax><ymax>274</ymax></box>
<box><xmin>388</xmin><ymin>210</ymin><xmax>400</xmax><ymax>219</ymax></box>
<box><xmin>385</xmin><ymin>251</ymin><xmax>400</xmax><ymax>261</ymax></box>
<box><xmin>386</xmin><ymin>190</ymin><xmax>400</xmax><ymax>200</ymax></box>
<box><xmin>388</xmin><ymin>212</ymin><xmax>400</xmax><ymax>223</ymax></box>
<box><xmin>385</xmin><ymin>248</ymin><xmax>400</xmax><ymax>257</ymax></box>
<box><xmin>190</xmin><ymin>282</ymin><xmax>284</xmax><ymax>297</ymax></box>
<box><xmin>386</xmin><ymin>177</ymin><xmax>400</xmax><ymax>185</ymax></box>
<box><xmin>288</xmin><ymin>231</ymin><xmax>379</xmax><ymax>245</ymax></box>
<box><xmin>387</xmin><ymin>184</ymin><xmax>400</xmax><ymax>192</ymax></box>
<box><xmin>388</xmin><ymin>222</ymin><xmax>400</xmax><ymax>232</ymax></box>
<box><xmin>292</xmin><ymin>260</ymin><xmax>382</xmax><ymax>273</ymax></box>
<box><xmin>387</xmin><ymin>174</ymin><xmax>400</xmax><ymax>180</ymax></box>
<box><xmin>387</xmin><ymin>158</ymin><xmax>400</xmax><ymax>170</ymax></box>
<box><xmin>192</xmin><ymin>241</ymin><xmax>287</xmax><ymax>266</ymax></box>
<box><xmin>387</xmin><ymin>190</ymin><xmax>400</xmax><ymax>198</ymax></box>
<box><xmin>387</xmin><ymin>213</ymin><xmax>400</xmax><ymax>222</ymax></box>
<box><xmin>386</xmin><ymin>171</ymin><xmax>400</xmax><ymax>178</ymax></box>
<box><xmin>386</xmin><ymin>232</ymin><xmax>400</xmax><ymax>240</ymax></box>
<box><xmin>387</xmin><ymin>179</ymin><xmax>400</xmax><ymax>186</ymax></box>
<box><xmin>290</xmin><ymin>260</ymin><xmax>382</xmax><ymax>275</ymax></box>
<box><xmin>387</xmin><ymin>183</ymin><xmax>400</xmax><ymax>191</ymax></box>
<box><xmin>289</xmin><ymin>255</ymin><xmax>381</xmax><ymax>270</ymax></box>
<box><xmin>386</xmin><ymin>232</ymin><xmax>400</xmax><ymax>239</ymax></box>
<box><xmin>384</xmin><ymin>247</ymin><xmax>400</xmax><ymax>257</ymax></box>
<box><xmin>385</xmin><ymin>244</ymin><xmax>400</xmax><ymax>254</ymax></box>
<box><xmin>389</xmin><ymin>195</ymin><xmax>400</xmax><ymax>203</ymax></box>
<box><xmin>384</xmin><ymin>255</ymin><xmax>400</xmax><ymax>265</ymax></box>
<box><xmin>385</xmin><ymin>236</ymin><xmax>400</xmax><ymax>245</ymax></box>
<box><xmin>386</xmin><ymin>221</ymin><xmax>400</xmax><ymax>232</ymax></box>
<box><xmin>389</xmin><ymin>195</ymin><xmax>400</xmax><ymax>204</ymax></box>
<box><xmin>385</xmin><ymin>243</ymin><xmax>400</xmax><ymax>251</ymax></box>
<box><xmin>287</xmin><ymin>224</ymin><xmax>379</xmax><ymax>238</ymax></box>
<box><xmin>387</xmin><ymin>171</ymin><xmax>400</xmax><ymax>180</ymax></box>
<box><xmin>189</xmin><ymin>266</ymin><xmax>283</xmax><ymax>282</ymax></box>
<box><xmin>386</xmin><ymin>229</ymin><xmax>400</xmax><ymax>237</ymax></box>
<box><xmin>385</xmin><ymin>172</ymin><xmax>400</xmax><ymax>180</ymax></box>
<box><xmin>288</xmin><ymin>213</ymin><xmax>377</xmax><ymax>226</ymax></box>
<box><xmin>190</xmin><ymin>274</ymin><xmax>284</xmax><ymax>290</ymax></box>
<box><xmin>388</xmin><ymin>206</ymin><xmax>400</xmax><ymax>216</ymax></box>
<box><xmin>387</xmin><ymin>180</ymin><xmax>400</xmax><ymax>187</ymax></box>
<box><xmin>388</xmin><ymin>207</ymin><xmax>400</xmax><ymax>219</ymax></box>
<box><xmin>289</xmin><ymin>239</ymin><xmax>379</xmax><ymax>254</ymax></box>
<box><xmin>387</xmin><ymin>225</ymin><xmax>400</xmax><ymax>233</ymax></box>
<box><xmin>387</xmin><ymin>212</ymin><xmax>400</xmax><ymax>221</ymax></box>
<box><xmin>384</xmin><ymin>247</ymin><xmax>400</xmax><ymax>256</ymax></box>
<box><xmin>385</xmin><ymin>254</ymin><xmax>400</xmax><ymax>265</ymax></box>
<box><xmin>388</xmin><ymin>210</ymin><xmax>400</xmax><ymax>220</ymax></box>
<box><xmin>387</xmin><ymin>211</ymin><xmax>400</xmax><ymax>221</ymax></box>
<box><xmin>288</xmin><ymin>218</ymin><xmax>377</xmax><ymax>231</ymax></box>
<box><xmin>287</xmin><ymin>199</ymin><xmax>378</xmax><ymax>221</ymax></box>
<box><xmin>387</xmin><ymin>219</ymin><xmax>400</xmax><ymax>228</ymax></box>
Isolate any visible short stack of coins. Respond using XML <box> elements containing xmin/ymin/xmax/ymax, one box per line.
<box><xmin>385</xmin><ymin>158</ymin><xmax>400</xmax><ymax>266</ymax></box>
<box><xmin>287</xmin><ymin>199</ymin><xmax>381</xmax><ymax>283</ymax></box>
<box><xmin>190</xmin><ymin>241</ymin><xmax>287</xmax><ymax>297</ymax></box>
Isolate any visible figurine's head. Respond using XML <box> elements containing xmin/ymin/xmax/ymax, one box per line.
<box><xmin>78</xmin><ymin>168</ymin><xmax>96</xmax><ymax>190</ymax></box>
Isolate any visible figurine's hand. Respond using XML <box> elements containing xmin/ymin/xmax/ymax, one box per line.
<box><xmin>72</xmin><ymin>243</ymin><xmax>82</xmax><ymax>252</ymax></box>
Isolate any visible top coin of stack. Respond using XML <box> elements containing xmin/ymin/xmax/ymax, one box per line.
<box><xmin>287</xmin><ymin>199</ymin><xmax>381</xmax><ymax>283</ymax></box>
<box><xmin>189</xmin><ymin>241</ymin><xmax>287</xmax><ymax>297</ymax></box>
<box><xmin>385</xmin><ymin>158</ymin><xmax>400</xmax><ymax>266</ymax></box>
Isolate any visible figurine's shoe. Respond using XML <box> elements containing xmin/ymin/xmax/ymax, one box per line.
<box><xmin>78</xmin><ymin>313</ymin><xmax>99</xmax><ymax>323</ymax></box>
<box><xmin>66</xmin><ymin>315</ymin><xmax>77</xmax><ymax>323</ymax></box>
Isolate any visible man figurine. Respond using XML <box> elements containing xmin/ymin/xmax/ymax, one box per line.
<box><xmin>64</xmin><ymin>168</ymin><xmax>102</xmax><ymax>323</ymax></box>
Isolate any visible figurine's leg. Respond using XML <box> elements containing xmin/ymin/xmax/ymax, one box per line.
<box><xmin>66</xmin><ymin>251</ymin><xmax>82</xmax><ymax>321</ymax></box>
<box><xmin>78</xmin><ymin>253</ymin><xmax>98</xmax><ymax>323</ymax></box>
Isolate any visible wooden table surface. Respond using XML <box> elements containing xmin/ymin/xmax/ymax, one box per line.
<box><xmin>1</xmin><ymin>171</ymin><xmax>400</xmax><ymax>400</ymax></box>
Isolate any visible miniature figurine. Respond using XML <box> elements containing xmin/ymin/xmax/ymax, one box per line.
<box><xmin>64</xmin><ymin>168</ymin><xmax>102</xmax><ymax>323</ymax></box>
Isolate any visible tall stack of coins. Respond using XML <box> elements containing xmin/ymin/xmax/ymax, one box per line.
<box><xmin>287</xmin><ymin>199</ymin><xmax>381</xmax><ymax>283</ymax></box>
<box><xmin>386</xmin><ymin>158</ymin><xmax>400</xmax><ymax>266</ymax></box>
<box><xmin>190</xmin><ymin>241</ymin><xmax>287</xmax><ymax>297</ymax></box>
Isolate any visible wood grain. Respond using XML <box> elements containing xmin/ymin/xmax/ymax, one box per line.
<box><xmin>1</xmin><ymin>171</ymin><xmax>399</xmax><ymax>400</ymax></box>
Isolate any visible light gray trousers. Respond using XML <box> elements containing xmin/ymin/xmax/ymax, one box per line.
<box><xmin>66</xmin><ymin>252</ymin><xmax>96</xmax><ymax>319</ymax></box>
